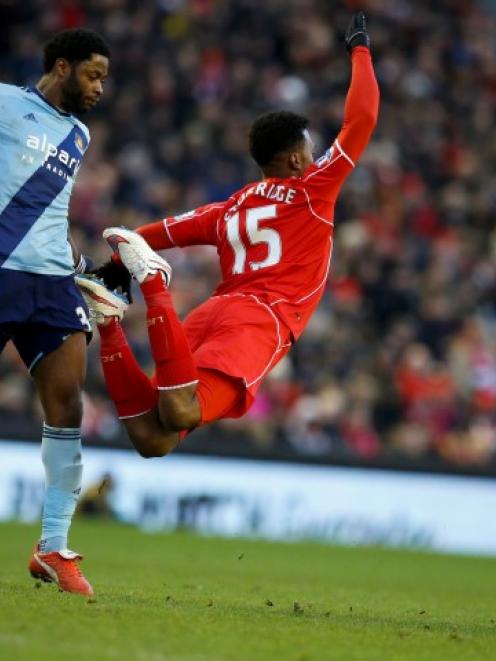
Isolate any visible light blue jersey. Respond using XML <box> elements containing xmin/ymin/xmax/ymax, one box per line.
<box><xmin>0</xmin><ymin>83</ymin><xmax>90</xmax><ymax>275</ymax></box>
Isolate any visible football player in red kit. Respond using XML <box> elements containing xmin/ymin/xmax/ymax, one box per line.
<box><xmin>78</xmin><ymin>12</ymin><xmax>379</xmax><ymax>458</ymax></box>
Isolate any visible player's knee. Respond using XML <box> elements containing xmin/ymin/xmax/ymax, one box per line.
<box><xmin>136</xmin><ymin>437</ymin><xmax>177</xmax><ymax>458</ymax></box>
<box><xmin>158</xmin><ymin>392</ymin><xmax>200</xmax><ymax>432</ymax></box>
<box><xmin>136</xmin><ymin>443</ymin><xmax>170</xmax><ymax>459</ymax></box>
<box><xmin>162</xmin><ymin>406</ymin><xmax>197</xmax><ymax>432</ymax></box>
<box><xmin>128</xmin><ymin>425</ymin><xmax>176</xmax><ymax>458</ymax></box>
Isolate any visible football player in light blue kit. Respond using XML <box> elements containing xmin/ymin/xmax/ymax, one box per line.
<box><xmin>0</xmin><ymin>28</ymin><xmax>109</xmax><ymax>595</ymax></box>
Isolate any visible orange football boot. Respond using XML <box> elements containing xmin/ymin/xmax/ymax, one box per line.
<box><xmin>29</xmin><ymin>545</ymin><xmax>94</xmax><ymax>596</ymax></box>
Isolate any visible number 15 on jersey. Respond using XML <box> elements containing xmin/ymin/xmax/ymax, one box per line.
<box><xmin>226</xmin><ymin>204</ymin><xmax>282</xmax><ymax>275</ymax></box>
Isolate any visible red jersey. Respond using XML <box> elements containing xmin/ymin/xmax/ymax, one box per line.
<box><xmin>138</xmin><ymin>47</ymin><xmax>379</xmax><ymax>342</ymax></box>
<box><xmin>161</xmin><ymin>149</ymin><xmax>352</xmax><ymax>340</ymax></box>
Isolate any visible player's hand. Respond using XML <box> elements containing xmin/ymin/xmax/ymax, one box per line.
<box><xmin>90</xmin><ymin>259</ymin><xmax>133</xmax><ymax>303</ymax></box>
<box><xmin>345</xmin><ymin>11</ymin><xmax>370</xmax><ymax>53</ymax></box>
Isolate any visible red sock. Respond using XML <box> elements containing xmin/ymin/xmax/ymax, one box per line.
<box><xmin>140</xmin><ymin>274</ymin><xmax>199</xmax><ymax>389</ymax></box>
<box><xmin>99</xmin><ymin>319</ymin><xmax>158</xmax><ymax>418</ymax></box>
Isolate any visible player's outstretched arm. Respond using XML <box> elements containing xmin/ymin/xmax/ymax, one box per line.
<box><xmin>92</xmin><ymin>202</ymin><xmax>224</xmax><ymax>294</ymax></box>
<box><xmin>336</xmin><ymin>12</ymin><xmax>379</xmax><ymax>166</ymax></box>
<box><xmin>137</xmin><ymin>201</ymin><xmax>224</xmax><ymax>250</ymax></box>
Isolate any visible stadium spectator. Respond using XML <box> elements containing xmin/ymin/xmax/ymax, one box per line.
<box><xmin>1</xmin><ymin>0</ymin><xmax>496</xmax><ymax>469</ymax></box>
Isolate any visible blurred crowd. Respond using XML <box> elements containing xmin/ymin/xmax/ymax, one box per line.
<box><xmin>1</xmin><ymin>0</ymin><xmax>496</xmax><ymax>468</ymax></box>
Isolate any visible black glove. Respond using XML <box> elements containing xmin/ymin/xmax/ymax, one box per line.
<box><xmin>345</xmin><ymin>11</ymin><xmax>370</xmax><ymax>53</ymax></box>
<box><xmin>91</xmin><ymin>259</ymin><xmax>133</xmax><ymax>303</ymax></box>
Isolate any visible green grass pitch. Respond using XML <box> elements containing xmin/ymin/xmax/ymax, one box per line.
<box><xmin>1</xmin><ymin>520</ymin><xmax>496</xmax><ymax>660</ymax></box>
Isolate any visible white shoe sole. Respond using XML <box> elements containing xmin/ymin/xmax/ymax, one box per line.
<box><xmin>75</xmin><ymin>275</ymin><xmax>128</xmax><ymax>323</ymax></box>
<box><xmin>102</xmin><ymin>227</ymin><xmax>172</xmax><ymax>285</ymax></box>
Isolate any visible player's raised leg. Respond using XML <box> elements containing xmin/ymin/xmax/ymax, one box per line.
<box><xmin>82</xmin><ymin>231</ymin><xmax>247</xmax><ymax>455</ymax></box>
<box><xmin>29</xmin><ymin>332</ymin><xmax>93</xmax><ymax>595</ymax></box>
<box><xmin>103</xmin><ymin>228</ymin><xmax>202</xmax><ymax>434</ymax></box>
<box><xmin>77</xmin><ymin>274</ymin><xmax>182</xmax><ymax>457</ymax></box>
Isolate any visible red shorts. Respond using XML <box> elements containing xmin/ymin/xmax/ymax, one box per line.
<box><xmin>183</xmin><ymin>293</ymin><xmax>292</xmax><ymax>421</ymax></box>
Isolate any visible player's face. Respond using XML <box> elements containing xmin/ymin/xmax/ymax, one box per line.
<box><xmin>61</xmin><ymin>54</ymin><xmax>109</xmax><ymax>114</ymax></box>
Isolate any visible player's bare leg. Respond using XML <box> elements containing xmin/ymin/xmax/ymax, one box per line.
<box><xmin>156</xmin><ymin>383</ymin><xmax>200</xmax><ymax>431</ymax></box>
<box><xmin>120</xmin><ymin>407</ymin><xmax>185</xmax><ymax>457</ymax></box>
<box><xmin>78</xmin><ymin>273</ymin><xmax>242</xmax><ymax>457</ymax></box>
<box><xmin>121</xmin><ymin>376</ymin><xmax>200</xmax><ymax>455</ymax></box>
<box><xmin>102</xmin><ymin>228</ymin><xmax>203</xmax><ymax>437</ymax></box>
<box><xmin>76</xmin><ymin>274</ymin><xmax>195</xmax><ymax>457</ymax></box>
<box><xmin>33</xmin><ymin>332</ymin><xmax>86</xmax><ymax>427</ymax></box>
<box><xmin>29</xmin><ymin>331</ymin><xmax>93</xmax><ymax>595</ymax></box>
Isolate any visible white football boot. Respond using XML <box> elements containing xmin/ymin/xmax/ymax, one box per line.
<box><xmin>102</xmin><ymin>227</ymin><xmax>172</xmax><ymax>286</ymax></box>
<box><xmin>75</xmin><ymin>275</ymin><xmax>129</xmax><ymax>324</ymax></box>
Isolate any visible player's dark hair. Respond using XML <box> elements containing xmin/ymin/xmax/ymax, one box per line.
<box><xmin>43</xmin><ymin>28</ymin><xmax>110</xmax><ymax>73</ymax></box>
<box><xmin>249</xmin><ymin>111</ymin><xmax>310</xmax><ymax>167</ymax></box>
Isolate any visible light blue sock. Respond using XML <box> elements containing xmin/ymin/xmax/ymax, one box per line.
<box><xmin>40</xmin><ymin>423</ymin><xmax>83</xmax><ymax>553</ymax></box>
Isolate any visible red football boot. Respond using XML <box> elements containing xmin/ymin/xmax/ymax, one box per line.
<box><xmin>29</xmin><ymin>545</ymin><xmax>94</xmax><ymax>596</ymax></box>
